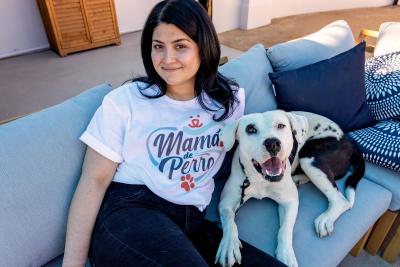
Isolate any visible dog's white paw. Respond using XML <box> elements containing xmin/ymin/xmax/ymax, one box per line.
<box><xmin>315</xmin><ymin>212</ymin><xmax>335</xmax><ymax>238</ymax></box>
<box><xmin>292</xmin><ymin>174</ymin><xmax>309</xmax><ymax>186</ymax></box>
<box><xmin>215</xmin><ymin>228</ymin><xmax>242</xmax><ymax>267</ymax></box>
<box><xmin>276</xmin><ymin>244</ymin><xmax>298</xmax><ymax>267</ymax></box>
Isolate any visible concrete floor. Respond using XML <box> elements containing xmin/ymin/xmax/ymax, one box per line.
<box><xmin>0</xmin><ymin>31</ymin><xmax>241</xmax><ymax>122</ymax></box>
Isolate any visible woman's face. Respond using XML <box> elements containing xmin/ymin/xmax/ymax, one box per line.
<box><xmin>151</xmin><ymin>23</ymin><xmax>201</xmax><ymax>91</ymax></box>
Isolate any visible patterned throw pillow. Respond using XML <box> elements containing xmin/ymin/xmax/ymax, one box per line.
<box><xmin>349</xmin><ymin>120</ymin><xmax>400</xmax><ymax>172</ymax></box>
<box><xmin>365</xmin><ymin>51</ymin><xmax>400</xmax><ymax>120</ymax></box>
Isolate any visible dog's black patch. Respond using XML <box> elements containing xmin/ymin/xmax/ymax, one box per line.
<box><xmin>314</xmin><ymin>124</ymin><xmax>321</xmax><ymax>130</ymax></box>
<box><xmin>299</xmin><ymin>136</ymin><xmax>355</xmax><ymax>188</ymax></box>
<box><xmin>293</xmin><ymin>130</ymin><xmax>297</xmax><ymax>136</ymax></box>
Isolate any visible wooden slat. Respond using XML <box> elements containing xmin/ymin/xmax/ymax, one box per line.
<box><xmin>365</xmin><ymin>211</ymin><xmax>398</xmax><ymax>255</ymax></box>
<box><xmin>350</xmin><ymin>227</ymin><xmax>373</xmax><ymax>257</ymax></box>
<box><xmin>356</xmin><ymin>28</ymin><xmax>379</xmax><ymax>53</ymax></box>
<box><xmin>382</xmin><ymin>223</ymin><xmax>400</xmax><ymax>263</ymax></box>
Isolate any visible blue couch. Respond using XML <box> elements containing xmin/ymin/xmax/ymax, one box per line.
<box><xmin>1</xmin><ymin>24</ymin><xmax>399</xmax><ymax>267</ymax></box>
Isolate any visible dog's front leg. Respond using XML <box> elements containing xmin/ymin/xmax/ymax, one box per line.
<box><xmin>275</xmin><ymin>186</ymin><xmax>299</xmax><ymax>267</ymax></box>
<box><xmin>216</xmin><ymin>152</ymin><xmax>246</xmax><ymax>267</ymax></box>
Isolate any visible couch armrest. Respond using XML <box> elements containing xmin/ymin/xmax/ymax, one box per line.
<box><xmin>0</xmin><ymin>114</ymin><xmax>27</xmax><ymax>125</ymax></box>
<box><xmin>356</xmin><ymin>29</ymin><xmax>379</xmax><ymax>53</ymax></box>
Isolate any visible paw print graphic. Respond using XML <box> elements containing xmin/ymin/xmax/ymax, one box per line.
<box><xmin>180</xmin><ymin>174</ymin><xmax>195</xmax><ymax>192</ymax></box>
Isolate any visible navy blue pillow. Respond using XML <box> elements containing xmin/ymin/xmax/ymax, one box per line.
<box><xmin>349</xmin><ymin>120</ymin><xmax>400</xmax><ymax>172</ymax></box>
<box><xmin>269</xmin><ymin>41</ymin><xmax>375</xmax><ymax>132</ymax></box>
<box><xmin>365</xmin><ymin>51</ymin><xmax>400</xmax><ymax>120</ymax></box>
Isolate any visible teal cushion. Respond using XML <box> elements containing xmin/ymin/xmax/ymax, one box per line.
<box><xmin>0</xmin><ymin>84</ymin><xmax>112</xmax><ymax>267</ymax></box>
<box><xmin>364</xmin><ymin>162</ymin><xmax>400</xmax><ymax>211</ymax></box>
<box><xmin>219</xmin><ymin>43</ymin><xmax>277</xmax><ymax>114</ymax></box>
<box><xmin>266</xmin><ymin>20</ymin><xmax>355</xmax><ymax>72</ymax></box>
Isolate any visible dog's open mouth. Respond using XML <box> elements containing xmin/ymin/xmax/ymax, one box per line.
<box><xmin>252</xmin><ymin>157</ymin><xmax>285</xmax><ymax>182</ymax></box>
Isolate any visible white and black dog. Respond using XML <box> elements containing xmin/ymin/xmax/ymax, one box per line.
<box><xmin>215</xmin><ymin>110</ymin><xmax>364</xmax><ymax>267</ymax></box>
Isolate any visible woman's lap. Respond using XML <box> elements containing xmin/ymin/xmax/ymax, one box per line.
<box><xmin>90</xmin><ymin>205</ymin><xmax>208</xmax><ymax>267</ymax></box>
<box><xmin>89</xmin><ymin>182</ymin><xmax>285</xmax><ymax>267</ymax></box>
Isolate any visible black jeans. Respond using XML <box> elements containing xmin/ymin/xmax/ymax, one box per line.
<box><xmin>89</xmin><ymin>182</ymin><xmax>286</xmax><ymax>267</ymax></box>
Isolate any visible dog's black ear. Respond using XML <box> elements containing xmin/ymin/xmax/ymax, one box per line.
<box><xmin>220</xmin><ymin>120</ymin><xmax>239</xmax><ymax>151</ymax></box>
<box><xmin>286</xmin><ymin>112</ymin><xmax>308</xmax><ymax>144</ymax></box>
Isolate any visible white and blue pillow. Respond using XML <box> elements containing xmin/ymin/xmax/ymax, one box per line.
<box><xmin>365</xmin><ymin>51</ymin><xmax>400</xmax><ymax>120</ymax></box>
<box><xmin>349</xmin><ymin>120</ymin><xmax>400</xmax><ymax>172</ymax></box>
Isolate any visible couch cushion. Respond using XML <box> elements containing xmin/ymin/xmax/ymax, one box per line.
<box><xmin>206</xmin><ymin>176</ymin><xmax>391</xmax><ymax>267</ymax></box>
<box><xmin>219</xmin><ymin>43</ymin><xmax>277</xmax><ymax>114</ymax></box>
<box><xmin>363</xmin><ymin>161</ymin><xmax>400</xmax><ymax>211</ymax></box>
<box><xmin>269</xmin><ymin>41</ymin><xmax>375</xmax><ymax>132</ymax></box>
<box><xmin>365</xmin><ymin>51</ymin><xmax>400</xmax><ymax>120</ymax></box>
<box><xmin>266</xmin><ymin>20</ymin><xmax>355</xmax><ymax>72</ymax></box>
<box><xmin>0</xmin><ymin>84</ymin><xmax>112</xmax><ymax>267</ymax></box>
<box><xmin>374</xmin><ymin>22</ymin><xmax>400</xmax><ymax>57</ymax></box>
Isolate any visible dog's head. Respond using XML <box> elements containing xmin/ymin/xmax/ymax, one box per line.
<box><xmin>221</xmin><ymin>110</ymin><xmax>308</xmax><ymax>182</ymax></box>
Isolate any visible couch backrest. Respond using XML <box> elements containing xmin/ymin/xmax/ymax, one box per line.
<box><xmin>0</xmin><ymin>84</ymin><xmax>112</xmax><ymax>267</ymax></box>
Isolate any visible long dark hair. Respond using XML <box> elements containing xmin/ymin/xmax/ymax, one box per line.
<box><xmin>131</xmin><ymin>0</ymin><xmax>238</xmax><ymax>121</ymax></box>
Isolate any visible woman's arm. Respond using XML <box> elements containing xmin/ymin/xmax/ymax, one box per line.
<box><xmin>62</xmin><ymin>147</ymin><xmax>118</xmax><ymax>267</ymax></box>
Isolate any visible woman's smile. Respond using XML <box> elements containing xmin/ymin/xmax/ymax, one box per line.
<box><xmin>161</xmin><ymin>66</ymin><xmax>183</xmax><ymax>72</ymax></box>
<box><xmin>151</xmin><ymin>23</ymin><xmax>200</xmax><ymax>97</ymax></box>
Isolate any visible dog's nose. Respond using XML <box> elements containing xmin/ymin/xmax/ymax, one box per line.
<box><xmin>264</xmin><ymin>138</ymin><xmax>281</xmax><ymax>155</ymax></box>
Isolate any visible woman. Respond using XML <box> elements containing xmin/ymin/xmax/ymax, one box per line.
<box><xmin>62</xmin><ymin>1</ymin><xmax>285</xmax><ymax>266</ymax></box>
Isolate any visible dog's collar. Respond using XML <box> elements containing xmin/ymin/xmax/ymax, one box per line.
<box><xmin>288</xmin><ymin>132</ymin><xmax>299</xmax><ymax>165</ymax></box>
<box><xmin>238</xmin><ymin>158</ymin><xmax>250</xmax><ymax>206</ymax></box>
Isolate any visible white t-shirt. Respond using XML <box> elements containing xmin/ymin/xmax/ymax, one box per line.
<box><xmin>80</xmin><ymin>82</ymin><xmax>244</xmax><ymax>211</ymax></box>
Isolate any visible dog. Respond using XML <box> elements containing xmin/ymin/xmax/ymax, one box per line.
<box><xmin>215</xmin><ymin>110</ymin><xmax>365</xmax><ymax>267</ymax></box>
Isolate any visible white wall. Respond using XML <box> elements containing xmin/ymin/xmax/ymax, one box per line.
<box><xmin>0</xmin><ymin>0</ymin><xmax>395</xmax><ymax>58</ymax></box>
<box><xmin>212</xmin><ymin>0</ymin><xmax>242</xmax><ymax>33</ymax></box>
<box><xmin>0</xmin><ymin>0</ymin><xmax>49</xmax><ymax>59</ymax></box>
<box><xmin>114</xmin><ymin>0</ymin><xmax>161</xmax><ymax>34</ymax></box>
<box><xmin>213</xmin><ymin>0</ymin><xmax>394</xmax><ymax>32</ymax></box>
<box><xmin>0</xmin><ymin>0</ymin><xmax>161</xmax><ymax>59</ymax></box>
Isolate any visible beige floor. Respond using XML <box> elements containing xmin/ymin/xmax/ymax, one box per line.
<box><xmin>219</xmin><ymin>5</ymin><xmax>400</xmax><ymax>51</ymax></box>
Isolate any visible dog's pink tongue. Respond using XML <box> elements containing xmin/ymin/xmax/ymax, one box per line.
<box><xmin>262</xmin><ymin>157</ymin><xmax>283</xmax><ymax>176</ymax></box>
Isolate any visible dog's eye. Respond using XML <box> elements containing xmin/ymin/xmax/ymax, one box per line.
<box><xmin>277</xmin><ymin>123</ymin><xmax>286</xmax><ymax>129</ymax></box>
<box><xmin>245</xmin><ymin>124</ymin><xmax>257</xmax><ymax>134</ymax></box>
